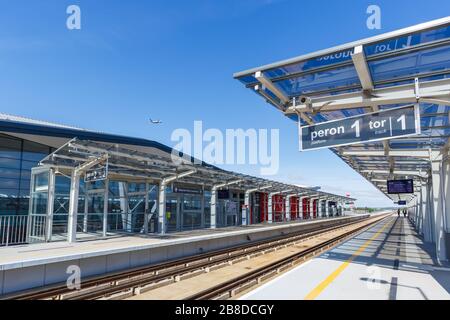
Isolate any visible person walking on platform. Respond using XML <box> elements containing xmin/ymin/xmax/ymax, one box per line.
<box><xmin>403</xmin><ymin>209</ymin><xmax>407</xmax><ymax>217</ymax></box>
<box><xmin>397</xmin><ymin>208</ymin><xmax>401</xmax><ymax>217</ymax></box>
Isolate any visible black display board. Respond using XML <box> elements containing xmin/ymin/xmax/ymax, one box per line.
<box><xmin>387</xmin><ymin>179</ymin><xmax>414</xmax><ymax>194</ymax></box>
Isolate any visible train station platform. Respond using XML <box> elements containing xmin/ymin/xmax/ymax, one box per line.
<box><xmin>241</xmin><ymin>215</ymin><xmax>450</xmax><ymax>300</ymax></box>
<box><xmin>0</xmin><ymin>215</ymin><xmax>367</xmax><ymax>296</ymax></box>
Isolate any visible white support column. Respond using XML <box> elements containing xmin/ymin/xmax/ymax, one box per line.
<box><xmin>158</xmin><ymin>182</ymin><xmax>167</xmax><ymax>234</ymax></box>
<box><xmin>434</xmin><ymin>158</ymin><xmax>448</xmax><ymax>261</ymax></box>
<box><xmin>325</xmin><ymin>199</ymin><xmax>330</xmax><ymax>217</ymax></box>
<box><xmin>268</xmin><ymin>193</ymin><xmax>274</xmax><ymax>223</ymax></box>
<box><xmin>299</xmin><ymin>196</ymin><xmax>309</xmax><ymax>219</ymax></box>
<box><xmin>242</xmin><ymin>189</ymin><xmax>256</xmax><ymax>226</ymax></box>
<box><xmin>102</xmin><ymin>179</ymin><xmax>109</xmax><ymax>237</ymax></box>
<box><xmin>210</xmin><ymin>188</ymin><xmax>218</xmax><ymax>229</ymax></box>
<box><xmin>296</xmin><ymin>194</ymin><xmax>306</xmax><ymax>220</ymax></box>
<box><xmin>442</xmin><ymin>157</ymin><xmax>450</xmax><ymax>261</ymax></box>
<box><xmin>67</xmin><ymin>154</ymin><xmax>109</xmax><ymax>243</ymax></box>
<box><xmin>413</xmin><ymin>193</ymin><xmax>420</xmax><ymax>226</ymax></box>
<box><xmin>46</xmin><ymin>168</ymin><xmax>56</xmax><ymax>242</ymax></box>
<box><xmin>67</xmin><ymin>170</ymin><xmax>80</xmax><ymax>243</ymax></box>
<box><xmin>416</xmin><ymin>195</ymin><xmax>420</xmax><ymax>223</ymax></box>
<box><xmin>332</xmin><ymin>199</ymin><xmax>338</xmax><ymax>216</ymax></box>
<box><xmin>310</xmin><ymin>197</ymin><xmax>318</xmax><ymax>219</ymax></box>
<box><xmin>321</xmin><ymin>199</ymin><xmax>327</xmax><ymax>217</ymax></box>
<box><xmin>285</xmin><ymin>195</ymin><xmax>295</xmax><ymax>222</ymax></box>
<box><xmin>423</xmin><ymin>179</ymin><xmax>434</xmax><ymax>242</ymax></box>
<box><xmin>144</xmin><ymin>182</ymin><xmax>149</xmax><ymax>234</ymax></box>
<box><xmin>317</xmin><ymin>198</ymin><xmax>322</xmax><ymax>218</ymax></box>
<box><xmin>158</xmin><ymin>169</ymin><xmax>196</xmax><ymax>235</ymax></box>
<box><xmin>419</xmin><ymin>183</ymin><xmax>427</xmax><ymax>236</ymax></box>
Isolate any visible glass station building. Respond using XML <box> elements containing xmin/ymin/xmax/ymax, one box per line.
<box><xmin>0</xmin><ymin>114</ymin><xmax>350</xmax><ymax>244</ymax></box>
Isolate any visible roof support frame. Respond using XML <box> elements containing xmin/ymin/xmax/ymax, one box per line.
<box><xmin>255</xmin><ymin>71</ymin><xmax>289</xmax><ymax>105</ymax></box>
<box><xmin>286</xmin><ymin>78</ymin><xmax>450</xmax><ymax>114</ymax></box>
<box><xmin>351</xmin><ymin>45</ymin><xmax>374</xmax><ymax>91</ymax></box>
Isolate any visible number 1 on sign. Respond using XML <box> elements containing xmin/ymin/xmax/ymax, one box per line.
<box><xmin>397</xmin><ymin>114</ymin><xmax>406</xmax><ymax>130</ymax></box>
<box><xmin>351</xmin><ymin>120</ymin><xmax>360</xmax><ymax>138</ymax></box>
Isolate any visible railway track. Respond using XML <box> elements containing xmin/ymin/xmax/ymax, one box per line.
<box><xmin>3</xmin><ymin>214</ymin><xmax>389</xmax><ymax>300</ymax></box>
<box><xmin>186</xmin><ymin>213</ymin><xmax>391</xmax><ymax>300</ymax></box>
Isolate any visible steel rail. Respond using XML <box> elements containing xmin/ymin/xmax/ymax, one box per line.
<box><xmin>3</xmin><ymin>215</ymin><xmax>373</xmax><ymax>300</ymax></box>
<box><xmin>62</xmin><ymin>218</ymin><xmax>370</xmax><ymax>300</ymax></box>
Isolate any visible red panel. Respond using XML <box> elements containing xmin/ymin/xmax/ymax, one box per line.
<box><xmin>260</xmin><ymin>192</ymin><xmax>268</xmax><ymax>222</ymax></box>
<box><xmin>302</xmin><ymin>198</ymin><xmax>310</xmax><ymax>219</ymax></box>
<box><xmin>272</xmin><ymin>194</ymin><xmax>285</xmax><ymax>222</ymax></box>
<box><xmin>290</xmin><ymin>196</ymin><xmax>299</xmax><ymax>220</ymax></box>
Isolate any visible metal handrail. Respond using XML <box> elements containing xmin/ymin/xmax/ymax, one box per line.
<box><xmin>0</xmin><ymin>215</ymin><xmax>47</xmax><ymax>246</ymax></box>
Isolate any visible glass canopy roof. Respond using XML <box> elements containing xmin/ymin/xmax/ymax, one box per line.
<box><xmin>37</xmin><ymin>138</ymin><xmax>352</xmax><ymax>202</ymax></box>
<box><xmin>234</xmin><ymin>17</ymin><xmax>450</xmax><ymax>203</ymax></box>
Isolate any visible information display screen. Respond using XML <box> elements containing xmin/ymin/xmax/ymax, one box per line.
<box><xmin>397</xmin><ymin>200</ymin><xmax>407</xmax><ymax>205</ymax></box>
<box><xmin>387</xmin><ymin>179</ymin><xmax>414</xmax><ymax>194</ymax></box>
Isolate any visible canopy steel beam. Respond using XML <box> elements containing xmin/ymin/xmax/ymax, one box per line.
<box><xmin>286</xmin><ymin>78</ymin><xmax>450</xmax><ymax>114</ymax></box>
<box><xmin>361</xmin><ymin>169</ymin><xmax>427</xmax><ymax>176</ymax></box>
<box><xmin>341</xmin><ymin>149</ymin><xmax>433</xmax><ymax>158</ymax></box>
<box><xmin>255</xmin><ymin>71</ymin><xmax>289</xmax><ymax>105</ymax></box>
<box><xmin>351</xmin><ymin>45</ymin><xmax>374</xmax><ymax>91</ymax></box>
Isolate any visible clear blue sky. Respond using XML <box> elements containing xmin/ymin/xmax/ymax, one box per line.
<box><xmin>0</xmin><ymin>0</ymin><xmax>449</xmax><ymax>207</ymax></box>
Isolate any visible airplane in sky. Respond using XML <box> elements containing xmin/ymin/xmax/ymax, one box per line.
<box><xmin>149</xmin><ymin>118</ymin><xmax>162</xmax><ymax>124</ymax></box>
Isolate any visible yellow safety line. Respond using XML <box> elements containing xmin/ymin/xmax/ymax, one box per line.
<box><xmin>304</xmin><ymin>217</ymin><xmax>393</xmax><ymax>300</ymax></box>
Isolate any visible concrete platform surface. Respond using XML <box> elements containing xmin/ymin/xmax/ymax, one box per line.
<box><xmin>241</xmin><ymin>215</ymin><xmax>450</xmax><ymax>300</ymax></box>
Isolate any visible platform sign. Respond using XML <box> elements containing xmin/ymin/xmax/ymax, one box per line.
<box><xmin>84</xmin><ymin>164</ymin><xmax>108</xmax><ymax>182</ymax></box>
<box><xmin>299</xmin><ymin>105</ymin><xmax>420</xmax><ymax>151</ymax></box>
<box><xmin>397</xmin><ymin>200</ymin><xmax>407</xmax><ymax>205</ymax></box>
<box><xmin>173</xmin><ymin>186</ymin><xmax>203</xmax><ymax>194</ymax></box>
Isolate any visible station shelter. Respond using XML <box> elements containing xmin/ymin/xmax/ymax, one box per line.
<box><xmin>234</xmin><ymin>17</ymin><xmax>450</xmax><ymax>262</ymax></box>
<box><xmin>25</xmin><ymin>138</ymin><xmax>349</xmax><ymax>244</ymax></box>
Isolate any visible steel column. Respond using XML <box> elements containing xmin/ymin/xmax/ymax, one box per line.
<box><xmin>158</xmin><ymin>182</ymin><xmax>166</xmax><ymax>234</ymax></box>
<box><xmin>210</xmin><ymin>188</ymin><xmax>218</xmax><ymax>229</ymax></box>
<box><xmin>67</xmin><ymin>171</ymin><xmax>80</xmax><ymax>243</ymax></box>
<box><xmin>46</xmin><ymin>168</ymin><xmax>56</xmax><ymax>242</ymax></box>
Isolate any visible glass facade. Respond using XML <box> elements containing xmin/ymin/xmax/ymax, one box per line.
<box><xmin>0</xmin><ymin>134</ymin><xmax>53</xmax><ymax>216</ymax></box>
<box><xmin>28</xmin><ymin>171</ymin><xmax>161</xmax><ymax>241</ymax></box>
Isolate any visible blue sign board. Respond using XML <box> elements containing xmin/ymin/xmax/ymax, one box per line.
<box><xmin>299</xmin><ymin>105</ymin><xmax>420</xmax><ymax>151</ymax></box>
